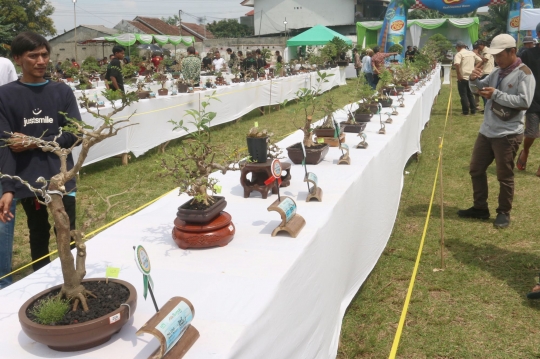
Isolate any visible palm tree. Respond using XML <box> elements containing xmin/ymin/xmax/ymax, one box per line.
<box><xmin>478</xmin><ymin>5</ymin><xmax>509</xmax><ymax>42</ymax></box>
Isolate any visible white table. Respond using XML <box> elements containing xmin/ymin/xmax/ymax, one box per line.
<box><xmin>71</xmin><ymin>68</ymin><xmax>344</xmax><ymax>167</ymax></box>
<box><xmin>0</xmin><ymin>68</ymin><xmax>441</xmax><ymax>359</ymax></box>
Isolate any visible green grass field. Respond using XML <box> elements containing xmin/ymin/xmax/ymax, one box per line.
<box><xmin>8</xmin><ymin>74</ymin><xmax>540</xmax><ymax>358</ymax></box>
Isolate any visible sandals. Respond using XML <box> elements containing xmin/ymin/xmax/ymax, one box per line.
<box><xmin>516</xmin><ymin>150</ymin><xmax>527</xmax><ymax>171</ymax></box>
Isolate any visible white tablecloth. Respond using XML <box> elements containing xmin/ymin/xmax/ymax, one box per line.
<box><xmin>0</xmin><ymin>68</ymin><xmax>441</xmax><ymax>359</ymax></box>
<box><xmin>72</xmin><ymin>68</ymin><xmax>343</xmax><ymax>167</ymax></box>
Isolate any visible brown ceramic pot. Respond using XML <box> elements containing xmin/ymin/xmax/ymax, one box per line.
<box><xmin>176</xmin><ymin>196</ymin><xmax>227</xmax><ymax>224</ymax></box>
<box><xmin>137</xmin><ymin>91</ymin><xmax>150</xmax><ymax>100</ymax></box>
<box><xmin>172</xmin><ymin>211</ymin><xmax>235</xmax><ymax>249</ymax></box>
<box><xmin>312</xmin><ymin>128</ymin><xmax>336</xmax><ymax>138</ymax></box>
<box><xmin>378</xmin><ymin>98</ymin><xmax>393</xmax><ymax>108</ymax></box>
<box><xmin>354</xmin><ymin>112</ymin><xmax>373</xmax><ymax>123</ymax></box>
<box><xmin>19</xmin><ymin>278</ymin><xmax>137</xmax><ymax>352</ymax></box>
<box><xmin>340</xmin><ymin>121</ymin><xmax>367</xmax><ymax>133</ymax></box>
<box><xmin>158</xmin><ymin>88</ymin><xmax>168</xmax><ymax>96</ymax></box>
<box><xmin>286</xmin><ymin>143</ymin><xmax>329</xmax><ymax>165</ymax></box>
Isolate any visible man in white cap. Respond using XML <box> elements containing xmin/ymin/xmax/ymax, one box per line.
<box><xmin>516</xmin><ymin>24</ymin><xmax>540</xmax><ymax>176</ymax></box>
<box><xmin>458</xmin><ymin>34</ymin><xmax>535</xmax><ymax>228</ymax></box>
<box><xmin>454</xmin><ymin>41</ymin><xmax>483</xmax><ymax>115</ymax></box>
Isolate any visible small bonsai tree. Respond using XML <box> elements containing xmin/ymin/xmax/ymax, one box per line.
<box><xmin>162</xmin><ymin>92</ymin><xmax>245</xmax><ymax>206</ymax></box>
<box><xmin>388</xmin><ymin>44</ymin><xmax>403</xmax><ymax>61</ymax></box>
<box><xmin>1</xmin><ymin>89</ymin><xmax>139</xmax><ymax>311</ymax></box>
<box><xmin>329</xmin><ymin>36</ymin><xmax>352</xmax><ymax>63</ymax></box>
<box><xmin>420</xmin><ymin>34</ymin><xmax>453</xmax><ymax>63</ymax></box>
<box><xmin>376</xmin><ymin>68</ymin><xmax>393</xmax><ymax>98</ymax></box>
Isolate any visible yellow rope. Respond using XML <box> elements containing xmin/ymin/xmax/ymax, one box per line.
<box><xmin>0</xmin><ymin>188</ymin><xmax>178</xmax><ymax>281</ymax></box>
<box><xmin>388</xmin><ymin>74</ymin><xmax>452</xmax><ymax>359</ymax></box>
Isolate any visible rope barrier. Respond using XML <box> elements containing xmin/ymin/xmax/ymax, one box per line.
<box><xmin>388</xmin><ymin>73</ymin><xmax>453</xmax><ymax>359</ymax></box>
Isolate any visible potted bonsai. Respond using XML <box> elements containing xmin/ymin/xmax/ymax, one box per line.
<box><xmin>247</xmin><ymin>127</ymin><xmax>273</xmax><ymax>163</ymax></box>
<box><xmin>283</xmin><ymin>71</ymin><xmax>333</xmax><ymax>165</ymax></box>
<box><xmin>388</xmin><ymin>44</ymin><xmax>403</xmax><ymax>63</ymax></box>
<box><xmin>162</xmin><ymin>92</ymin><xmax>245</xmax><ymax>249</ymax></box>
<box><xmin>11</xmin><ymin>89</ymin><xmax>140</xmax><ymax>351</ymax></box>
<box><xmin>376</xmin><ymin>69</ymin><xmax>393</xmax><ymax>107</ymax></box>
<box><xmin>257</xmin><ymin>66</ymin><xmax>266</xmax><ymax>80</ymax></box>
<box><xmin>330</xmin><ymin>37</ymin><xmax>352</xmax><ymax>67</ymax></box>
<box><xmin>158</xmin><ymin>78</ymin><xmax>169</xmax><ymax>96</ymax></box>
<box><xmin>342</xmin><ymin>75</ymin><xmax>375</xmax><ymax>129</ymax></box>
<box><xmin>135</xmin><ymin>80</ymin><xmax>151</xmax><ymax>99</ymax></box>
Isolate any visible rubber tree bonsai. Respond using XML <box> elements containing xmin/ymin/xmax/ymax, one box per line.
<box><xmin>162</xmin><ymin>92</ymin><xmax>245</xmax><ymax>206</ymax></box>
<box><xmin>1</xmin><ymin>89</ymin><xmax>139</xmax><ymax>311</ymax></box>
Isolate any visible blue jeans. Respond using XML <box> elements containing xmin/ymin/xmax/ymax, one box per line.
<box><xmin>0</xmin><ymin>198</ymin><xmax>16</xmax><ymax>289</ymax></box>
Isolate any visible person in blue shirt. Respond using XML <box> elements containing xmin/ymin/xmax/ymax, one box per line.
<box><xmin>0</xmin><ymin>32</ymin><xmax>81</xmax><ymax>276</ymax></box>
<box><xmin>361</xmin><ymin>49</ymin><xmax>375</xmax><ymax>89</ymax></box>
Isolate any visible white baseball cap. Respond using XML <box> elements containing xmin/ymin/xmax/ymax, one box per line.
<box><xmin>484</xmin><ymin>34</ymin><xmax>517</xmax><ymax>54</ymax></box>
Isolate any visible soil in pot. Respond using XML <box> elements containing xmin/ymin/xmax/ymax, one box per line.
<box><xmin>286</xmin><ymin>142</ymin><xmax>329</xmax><ymax>165</ymax></box>
<box><xmin>247</xmin><ymin>136</ymin><xmax>268</xmax><ymax>163</ymax></box>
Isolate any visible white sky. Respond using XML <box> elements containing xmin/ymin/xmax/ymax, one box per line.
<box><xmin>49</xmin><ymin>0</ymin><xmax>250</xmax><ymax>34</ymax></box>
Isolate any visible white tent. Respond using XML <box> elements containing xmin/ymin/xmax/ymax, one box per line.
<box><xmin>520</xmin><ymin>9</ymin><xmax>540</xmax><ymax>31</ymax></box>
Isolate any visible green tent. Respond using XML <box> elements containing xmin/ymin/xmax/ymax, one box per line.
<box><xmin>286</xmin><ymin>25</ymin><xmax>353</xmax><ymax>47</ymax></box>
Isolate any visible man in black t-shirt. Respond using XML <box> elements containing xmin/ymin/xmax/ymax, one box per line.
<box><xmin>405</xmin><ymin>46</ymin><xmax>415</xmax><ymax>62</ymax></box>
<box><xmin>0</xmin><ymin>32</ymin><xmax>81</xmax><ymax>272</ymax></box>
<box><xmin>516</xmin><ymin>28</ymin><xmax>540</xmax><ymax>176</ymax></box>
<box><xmin>255</xmin><ymin>49</ymin><xmax>267</xmax><ymax>70</ymax></box>
<box><xmin>202</xmin><ymin>52</ymin><xmax>213</xmax><ymax>71</ymax></box>
<box><xmin>105</xmin><ymin>45</ymin><xmax>125</xmax><ymax>92</ymax></box>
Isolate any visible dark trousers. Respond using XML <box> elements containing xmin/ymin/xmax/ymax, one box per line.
<box><xmin>373</xmin><ymin>73</ymin><xmax>380</xmax><ymax>87</ymax></box>
<box><xmin>364</xmin><ymin>73</ymin><xmax>375</xmax><ymax>89</ymax></box>
<box><xmin>469</xmin><ymin>133</ymin><xmax>523</xmax><ymax>214</ymax></box>
<box><xmin>20</xmin><ymin>196</ymin><xmax>76</xmax><ymax>271</ymax></box>
<box><xmin>457</xmin><ymin>79</ymin><xmax>476</xmax><ymax>114</ymax></box>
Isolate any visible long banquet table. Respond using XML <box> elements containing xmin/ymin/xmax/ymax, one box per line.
<box><xmin>73</xmin><ymin>68</ymin><xmax>344</xmax><ymax>167</ymax></box>
<box><xmin>0</xmin><ymin>68</ymin><xmax>441</xmax><ymax>359</ymax></box>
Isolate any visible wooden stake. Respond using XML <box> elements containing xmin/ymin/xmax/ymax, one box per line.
<box><xmin>438</xmin><ymin>137</ymin><xmax>445</xmax><ymax>269</ymax></box>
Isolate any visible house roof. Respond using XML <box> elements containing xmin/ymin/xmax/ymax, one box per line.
<box><xmin>132</xmin><ymin>17</ymin><xmax>214</xmax><ymax>40</ymax></box>
<box><xmin>245</xmin><ymin>10</ymin><xmax>255</xmax><ymax>16</ymax></box>
<box><xmin>80</xmin><ymin>25</ymin><xmax>118</xmax><ymax>35</ymax></box>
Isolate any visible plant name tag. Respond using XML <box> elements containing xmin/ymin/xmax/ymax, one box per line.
<box><xmin>340</xmin><ymin>143</ymin><xmax>349</xmax><ymax>151</ymax></box>
<box><xmin>155</xmin><ymin>301</ymin><xmax>193</xmax><ymax>355</ymax></box>
<box><xmin>307</xmin><ymin>172</ymin><xmax>318</xmax><ymax>186</ymax></box>
<box><xmin>277</xmin><ymin>197</ymin><xmax>297</xmax><ymax>223</ymax></box>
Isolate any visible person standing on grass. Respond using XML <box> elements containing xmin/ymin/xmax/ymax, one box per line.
<box><xmin>361</xmin><ymin>49</ymin><xmax>375</xmax><ymax>89</ymax></box>
<box><xmin>0</xmin><ymin>56</ymin><xmax>19</xmax><ymax>289</ymax></box>
<box><xmin>371</xmin><ymin>46</ymin><xmax>398</xmax><ymax>87</ymax></box>
<box><xmin>454</xmin><ymin>41</ymin><xmax>483</xmax><ymax>116</ymax></box>
<box><xmin>0</xmin><ymin>32</ymin><xmax>81</xmax><ymax>274</ymax></box>
<box><xmin>476</xmin><ymin>40</ymin><xmax>495</xmax><ymax>112</ymax></box>
<box><xmin>353</xmin><ymin>48</ymin><xmax>361</xmax><ymax>77</ymax></box>
<box><xmin>105</xmin><ymin>45</ymin><xmax>125</xmax><ymax>92</ymax></box>
<box><xmin>457</xmin><ymin>34</ymin><xmax>535</xmax><ymax>229</ymax></box>
<box><xmin>516</xmin><ymin>25</ymin><xmax>540</xmax><ymax>176</ymax></box>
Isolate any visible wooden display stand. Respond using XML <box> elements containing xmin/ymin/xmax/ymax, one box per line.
<box><xmin>314</xmin><ymin>133</ymin><xmax>345</xmax><ymax>147</ymax></box>
<box><xmin>385</xmin><ymin>113</ymin><xmax>393</xmax><ymax>124</ymax></box>
<box><xmin>137</xmin><ymin>297</ymin><xmax>199</xmax><ymax>359</ymax></box>
<box><xmin>304</xmin><ymin>172</ymin><xmax>322</xmax><ymax>201</ymax></box>
<box><xmin>338</xmin><ymin>143</ymin><xmax>350</xmax><ymax>165</ymax></box>
<box><xmin>379</xmin><ymin>122</ymin><xmax>386</xmax><ymax>135</ymax></box>
<box><xmin>240</xmin><ymin>160</ymin><xmax>291</xmax><ymax>199</ymax></box>
<box><xmin>267</xmin><ymin>197</ymin><xmax>305</xmax><ymax>237</ymax></box>
<box><xmin>357</xmin><ymin>132</ymin><xmax>368</xmax><ymax>149</ymax></box>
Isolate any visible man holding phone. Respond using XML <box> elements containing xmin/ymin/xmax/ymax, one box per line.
<box><xmin>457</xmin><ymin>34</ymin><xmax>535</xmax><ymax>228</ymax></box>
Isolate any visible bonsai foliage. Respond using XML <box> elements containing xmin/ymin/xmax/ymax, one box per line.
<box><xmin>329</xmin><ymin>36</ymin><xmax>352</xmax><ymax>60</ymax></box>
<box><xmin>282</xmin><ymin>71</ymin><xmax>334</xmax><ymax>147</ymax></box>
<box><xmin>30</xmin><ymin>297</ymin><xmax>70</xmax><ymax>325</ymax></box>
<box><xmin>162</xmin><ymin>92</ymin><xmax>245</xmax><ymax>206</ymax></box>
<box><xmin>1</xmin><ymin>89</ymin><xmax>139</xmax><ymax>312</ymax></box>
<box><xmin>420</xmin><ymin>34</ymin><xmax>453</xmax><ymax>63</ymax></box>
<box><xmin>318</xmin><ymin>93</ymin><xmax>338</xmax><ymax>129</ymax></box>
<box><xmin>376</xmin><ymin>68</ymin><xmax>393</xmax><ymax>97</ymax></box>
<box><xmin>388</xmin><ymin>43</ymin><xmax>403</xmax><ymax>60</ymax></box>
<box><xmin>351</xmin><ymin>75</ymin><xmax>376</xmax><ymax>113</ymax></box>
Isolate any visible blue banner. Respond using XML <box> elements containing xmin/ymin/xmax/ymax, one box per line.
<box><xmin>507</xmin><ymin>0</ymin><xmax>537</xmax><ymax>42</ymax></box>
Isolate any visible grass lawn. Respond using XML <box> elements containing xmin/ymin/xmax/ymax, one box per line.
<box><xmin>9</xmin><ymin>72</ymin><xmax>540</xmax><ymax>358</ymax></box>
<box><xmin>338</xmin><ymin>74</ymin><xmax>540</xmax><ymax>358</ymax></box>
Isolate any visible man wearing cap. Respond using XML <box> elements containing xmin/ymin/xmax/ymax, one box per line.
<box><xmin>458</xmin><ymin>34</ymin><xmax>535</xmax><ymax>228</ymax></box>
<box><xmin>516</xmin><ymin>25</ymin><xmax>540</xmax><ymax>176</ymax></box>
<box><xmin>476</xmin><ymin>40</ymin><xmax>495</xmax><ymax>112</ymax></box>
<box><xmin>518</xmin><ymin>36</ymin><xmax>535</xmax><ymax>57</ymax></box>
<box><xmin>454</xmin><ymin>41</ymin><xmax>483</xmax><ymax>115</ymax></box>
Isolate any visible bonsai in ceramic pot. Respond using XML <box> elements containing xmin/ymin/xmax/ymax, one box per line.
<box><xmin>348</xmin><ymin>75</ymin><xmax>375</xmax><ymax>124</ymax></box>
<box><xmin>162</xmin><ymin>92</ymin><xmax>245</xmax><ymax>249</ymax></box>
<box><xmin>7</xmin><ymin>90</ymin><xmax>141</xmax><ymax>351</ymax></box>
<box><xmin>247</xmin><ymin>127</ymin><xmax>273</xmax><ymax>163</ymax></box>
<box><xmin>283</xmin><ymin>71</ymin><xmax>333</xmax><ymax>165</ymax></box>
<box><xmin>135</xmin><ymin>80</ymin><xmax>151</xmax><ymax>99</ymax></box>
<box><xmin>375</xmin><ymin>69</ymin><xmax>393</xmax><ymax>108</ymax></box>
<box><xmin>158</xmin><ymin>78</ymin><xmax>169</xmax><ymax>96</ymax></box>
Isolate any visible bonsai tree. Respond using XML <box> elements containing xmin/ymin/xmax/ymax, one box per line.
<box><xmin>1</xmin><ymin>89</ymin><xmax>139</xmax><ymax>311</ymax></box>
<box><xmin>376</xmin><ymin>68</ymin><xmax>393</xmax><ymax>99</ymax></box>
<box><xmin>162</xmin><ymin>92</ymin><xmax>245</xmax><ymax>206</ymax></box>
<box><xmin>316</xmin><ymin>93</ymin><xmax>338</xmax><ymax>130</ymax></box>
<box><xmin>320</xmin><ymin>42</ymin><xmax>338</xmax><ymax>63</ymax></box>
<box><xmin>420</xmin><ymin>34</ymin><xmax>453</xmax><ymax>63</ymax></box>
<box><xmin>329</xmin><ymin>36</ymin><xmax>352</xmax><ymax>63</ymax></box>
<box><xmin>351</xmin><ymin>75</ymin><xmax>376</xmax><ymax>113</ymax></box>
<box><xmin>388</xmin><ymin>44</ymin><xmax>403</xmax><ymax>62</ymax></box>
<box><xmin>258</xmin><ymin>67</ymin><xmax>266</xmax><ymax>78</ymax></box>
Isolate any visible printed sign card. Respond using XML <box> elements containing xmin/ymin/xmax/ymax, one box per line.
<box><xmin>267</xmin><ymin>196</ymin><xmax>306</xmax><ymax>237</ymax></box>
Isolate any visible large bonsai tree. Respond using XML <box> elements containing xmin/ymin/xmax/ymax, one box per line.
<box><xmin>1</xmin><ymin>90</ymin><xmax>139</xmax><ymax>311</ymax></box>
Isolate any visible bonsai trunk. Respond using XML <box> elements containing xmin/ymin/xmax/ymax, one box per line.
<box><xmin>302</xmin><ymin>116</ymin><xmax>315</xmax><ymax>147</ymax></box>
<box><xmin>48</xmin><ymin>177</ymin><xmax>95</xmax><ymax>312</ymax></box>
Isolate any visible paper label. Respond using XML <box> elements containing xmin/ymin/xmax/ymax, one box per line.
<box><xmin>106</xmin><ymin>267</ymin><xmax>120</xmax><ymax>278</ymax></box>
<box><xmin>307</xmin><ymin>172</ymin><xmax>318</xmax><ymax>186</ymax></box>
<box><xmin>317</xmin><ymin>138</ymin><xmax>324</xmax><ymax>144</ymax></box>
<box><xmin>271</xmin><ymin>159</ymin><xmax>282</xmax><ymax>178</ymax></box>
<box><xmin>109</xmin><ymin>313</ymin><xmax>121</xmax><ymax>324</ymax></box>
<box><xmin>341</xmin><ymin>143</ymin><xmax>349</xmax><ymax>151</ymax></box>
<box><xmin>278</xmin><ymin>197</ymin><xmax>297</xmax><ymax>223</ymax></box>
<box><xmin>254</xmin><ymin>121</ymin><xmax>258</xmax><ymax>128</ymax></box>
<box><xmin>156</xmin><ymin>301</ymin><xmax>193</xmax><ymax>355</ymax></box>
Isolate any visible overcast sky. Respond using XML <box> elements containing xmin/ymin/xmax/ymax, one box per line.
<box><xmin>49</xmin><ymin>0</ymin><xmax>250</xmax><ymax>34</ymax></box>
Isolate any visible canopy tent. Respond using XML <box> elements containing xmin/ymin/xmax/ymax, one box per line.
<box><xmin>357</xmin><ymin>17</ymin><xmax>479</xmax><ymax>49</ymax></box>
<box><xmin>520</xmin><ymin>9</ymin><xmax>540</xmax><ymax>31</ymax></box>
<box><xmin>286</xmin><ymin>25</ymin><xmax>353</xmax><ymax>47</ymax></box>
<box><xmin>81</xmin><ymin>33</ymin><xmax>195</xmax><ymax>46</ymax></box>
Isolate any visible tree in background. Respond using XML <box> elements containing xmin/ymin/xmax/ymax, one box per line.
<box><xmin>161</xmin><ymin>15</ymin><xmax>180</xmax><ymax>26</ymax></box>
<box><xmin>207</xmin><ymin>19</ymin><xmax>253</xmax><ymax>38</ymax></box>
<box><xmin>0</xmin><ymin>0</ymin><xmax>56</xmax><ymax>37</ymax></box>
<box><xmin>478</xmin><ymin>5</ymin><xmax>508</xmax><ymax>41</ymax></box>
<box><xmin>0</xmin><ymin>16</ymin><xmax>14</xmax><ymax>56</ymax></box>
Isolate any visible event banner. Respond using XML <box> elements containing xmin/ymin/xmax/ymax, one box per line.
<box><xmin>507</xmin><ymin>0</ymin><xmax>537</xmax><ymax>42</ymax></box>
<box><xmin>420</xmin><ymin>0</ymin><xmax>492</xmax><ymax>15</ymax></box>
<box><xmin>377</xmin><ymin>0</ymin><xmax>415</xmax><ymax>59</ymax></box>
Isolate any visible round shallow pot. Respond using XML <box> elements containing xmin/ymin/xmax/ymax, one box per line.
<box><xmin>176</xmin><ymin>196</ymin><xmax>227</xmax><ymax>224</ymax></box>
<box><xmin>19</xmin><ymin>278</ymin><xmax>137</xmax><ymax>352</ymax></box>
<box><xmin>172</xmin><ymin>211</ymin><xmax>235</xmax><ymax>249</ymax></box>
<box><xmin>286</xmin><ymin>143</ymin><xmax>329</xmax><ymax>165</ymax></box>
<box><xmin>247</xmin><ymin>136</ymin><xmax>268</xmax><ymax>163</ymax></box>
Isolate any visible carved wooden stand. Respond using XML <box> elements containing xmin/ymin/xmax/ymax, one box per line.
<box><xmin>314</xmin><ymin>133</ymin><xmax>345</xmax><ymax>147</ymax></box>
<box><xmin>172</xmin><ymin>212</ymin><xmax>235</xmax><ymax>249</ymax></box>
<box><xmin>304</xmin><ymin>172</ymin><xmax>323</xmax><ymax>202</ymax></box>
<box><xmin>267</xmin><ymin>197</ymin><xmax>305</xmax><ymax>237</ymax></box>
<box><xmin>240</xmin><ymin>160</ymin><xmax>291</xmax><ymax>199</ymax></box>
<box><xmin>357</xmin><ymin>132</ymin><xmax>368</xmax><ymax>149</ymax></box>
<box><xmin>338</xmin><ymin>143</ymin><xmax>350</xmax><ymax>165</ymax></box>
